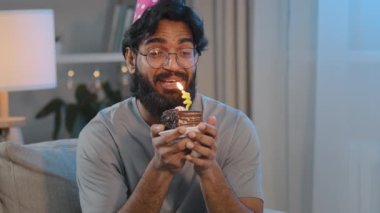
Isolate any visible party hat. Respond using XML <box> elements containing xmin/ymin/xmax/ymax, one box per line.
<box><xmin>133</xmin><ymin>0</ymin><xmax>159</xmax><ymax>22</ymax></box>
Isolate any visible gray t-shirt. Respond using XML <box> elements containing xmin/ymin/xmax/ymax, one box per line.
<box><xmin>76</xmin><ymin>94</ymin><xmax>263</xmax><ymax>213</ymax></box>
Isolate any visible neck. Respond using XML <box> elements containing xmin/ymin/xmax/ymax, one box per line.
<box><xmin>136</xmin><ymin>99</ymin><xmax>161</xmax><ymax>126</ymax></box>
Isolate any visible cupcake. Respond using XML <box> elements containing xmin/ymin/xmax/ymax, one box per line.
<box><xmin>159</xmin><ymin>83</ymin><xmax>202</xmax><ymax>140</ymax></box>
<box><xmin>160</xmin><ymin>106</ymin><xmax>202</xmax><ymax>130</ymax></box>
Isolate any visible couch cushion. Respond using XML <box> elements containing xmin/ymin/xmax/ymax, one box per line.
<box><xmin>0</xmin><ymin>139</ymin><xmax>80</xmax><ymax>213</ymax></box>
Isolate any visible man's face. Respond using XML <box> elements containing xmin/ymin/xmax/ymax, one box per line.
<box><xmin>130</xmin><ymin>20</ymin><xmax>197</xmax><ymax>117</ymax></box>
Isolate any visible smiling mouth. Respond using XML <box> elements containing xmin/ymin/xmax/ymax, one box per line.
<box><xmin>154</xmin><ymin>71</ymin><xmax>188</xmax><ymax>91</ymax></box>
<box><xmin>162</xmin><ymin>79</ymin><xmax>177</xmax><ymax>83</ymax></box>
<box><xmin>155</xmin><ymin>71</ymin><xmax>188</xmax><ymax>82</ymax></box>
<box><xmin>158</xmin><ymin>78</ymin><xmax>184</xmax><ymax>91</ymax></box>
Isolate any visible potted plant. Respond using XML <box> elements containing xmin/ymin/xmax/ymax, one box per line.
<box><xmin>35</xmin><ymin>82</ymin><xmax>122</xmax><ymax>139</ymax></box>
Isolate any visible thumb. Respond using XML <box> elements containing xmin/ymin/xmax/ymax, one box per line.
<box><xmin>207</xmin><ymin>115</ymin><xmax>217</xmax><ymax>126</ymax></box>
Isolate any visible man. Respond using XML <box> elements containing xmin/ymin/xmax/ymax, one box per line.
<box><xmin>76</xmin><ymin>0</ymin><xmax>264</xmax><ymax>212</ymax></box>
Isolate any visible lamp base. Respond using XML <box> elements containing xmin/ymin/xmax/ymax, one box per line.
<box><xmin>0</xmin><ymin>116</ymin><xmax>25</xmax><ymax>128</ymax></box>
<box><xmin>0</xmin><ymin>117</ymin><xmax>25</xmax><ymax>144</ymax></box>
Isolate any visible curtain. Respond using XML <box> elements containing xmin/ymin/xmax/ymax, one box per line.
<box><xmin>250</xmin><ymin>0</ymin><xmax>316</xmax><ymax>212</ymax></box>
<box><xmin>192</xmin><ymin>0</ymin><xmax>317</xmax><ymax>212</ymax></box>
<box><xmin>191</xmin><ymin>0</ymin><xmax>251</xmax><ymax>115</ymax></box>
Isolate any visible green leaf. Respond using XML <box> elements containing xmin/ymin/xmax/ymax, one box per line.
<box><xmin>35</xmin><ymin>81</ymin><xmax>127</xmax><ymax>140</ymax></box>
<box><xmin>102</xmin><ymin>82</ymin><xmax>121</xmax><ymax>105</ymax></box>
<box><xmin>35</xmin><ymin>98</ymin><xmax>65</xmax><ymax>118</ymax></box>
<box><xmin>70</xmin><ymin>114</ymin><xmax>88</xmax><ymax>138</ymax></box>
<box><xmin>52</xmin><ymin>107</ymin><xmax>61</xmax><ymax>140</ymax></box>
<box><xmin>75</xmin><ymin>84</ymin><xmax>97</xmax><ymax>105</ymax></box>
<box><xmin>65</xmin><ymin>104</ymin><xmax>79</xmax><ymax>134</ymax></box>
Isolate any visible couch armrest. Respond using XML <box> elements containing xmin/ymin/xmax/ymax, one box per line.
<box><xmin>0</xmin><ymin>139</ymin><xmax>80</xmax><ymax>213</ymax></box>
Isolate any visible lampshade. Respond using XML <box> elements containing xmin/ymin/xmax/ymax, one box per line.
<box><xmin>0</xmin><ymin>9</ymin><xmax>56</xmax><ymax>91</ymax></box>
<box><xmin>0</xmin><ymin>9</ymin><xmax>56</xmax><ymax>143</ymax></box>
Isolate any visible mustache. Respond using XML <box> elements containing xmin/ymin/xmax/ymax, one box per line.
<box><xmin>154</xmin><ymin>70</ymin><xmax>189</xmax><ymax>83</ymax></box>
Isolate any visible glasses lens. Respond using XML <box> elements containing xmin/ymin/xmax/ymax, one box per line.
<box><xmin>147</xmin><ymin>49</ymin><xmax>166</xmax><ymax>68</ymax></box>
<box><xmin>145</xmin><ymin>48</ymin><xmax>198</xmax><ymax>69</ymax></box>
<box><xmin>177</xmin><ymin>49</ymin><xmax>198</xmax><ymax>68</ymax></box>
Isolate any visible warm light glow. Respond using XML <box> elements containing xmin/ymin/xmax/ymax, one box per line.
<box><xmin>93</xmin><ymin>69</ymin><xmax>101</xmax><ymax>78</ymax></box>
<box><xmin>0</xmin><ymin>9</ymin><xmax>56</xmax><ymax>91</ymax></box>
<box><xmin>176</xmin><ymin>82</ymin><xmax>192</xmax><ymax>110</ymax></box>
<box><xmin>176</xmin><ymin>82</ymin><xmax>184</xmax><ymax>91</ymax></box>
<box><xmin>67</xmin><ymin>69</ymin><xmax>75</xmax><ymax>77</ymax></box>
<box><xmin>121</xmin><ymin>66</ymin><xmax>128</xmax><ymax>73</ymax></box>
<box><xmin>0</xmin><ymin>9</ymin><xmax>55</xmax><ymax>142</ymax></box>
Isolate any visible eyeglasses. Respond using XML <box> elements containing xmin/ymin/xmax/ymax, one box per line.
<box><xmin>136</xmin><ymin>48</ymin><xmax>199</xmax><ymax>69</ymax></box>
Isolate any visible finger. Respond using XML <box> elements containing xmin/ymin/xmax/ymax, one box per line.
<box><xmin>207</xmin><ymin>115</ymin><xmax>217</xmax><ymax>126</ymax></box>
<box><xmin>185</xmin><ymin>154</ymin><xmax>213</xmax><ymax>167</ymax></box>
<box><xmin>197</xmin><ymin>120</ymin><xmax>217</xmax><ymax>139</ymax></box>
<box><xmin>187</xmin><ymin>131</ymin><xmax>215</xmax><ymax>150</ymax></box>
<box><xmin>156</xmin><ymin>140</ymin><xmax>189</xmax><ymax>159</ymax></box>
<box><xmin>166</xmin><ymin>137</ymin><xmax>191</xmax><ymax>153</ymax></box>
<box><xmin>187</xmin><ymin>141</ymin><xmax>215</xmax><ymax>159</ymax></box>
<box><xmin>161</xmin><ymin>126</ymin><xmax>187</xmax><ymax>144</ymax></box>
<box><xmin>151</xmin><ymin>124</ymin><xmax>165</xmax><ymax>137</ymax></box>
<box><xmin>163</xmin><ymin>153</ymin><xmax>187</xmax><ymax>170</ymax></box>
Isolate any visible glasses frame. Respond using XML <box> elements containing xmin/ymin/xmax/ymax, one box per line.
<box><xmin>135</xmin><ymin>48</ymin><xmax>199</xmax><ymax>69</ymax></box>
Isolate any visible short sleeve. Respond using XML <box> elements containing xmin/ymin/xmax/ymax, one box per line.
<box><xmin>76</xmin><ymin>118</ymin><xmax>127</xmax><ymax>213</ymax></box>
<box><xmin>222</xmin><ymin>115</ymin><xmax>264</xmax><ymax>200</ymax></box>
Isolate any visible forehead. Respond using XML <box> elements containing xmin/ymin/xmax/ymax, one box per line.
<box><xmin>141</xmin><ymin>19</ymin><xmax>194</xmax><ymax>47</ymax></box>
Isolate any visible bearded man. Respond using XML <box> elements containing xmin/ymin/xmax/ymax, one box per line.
<box><xmin>76</xmin><ymin>0</ymin><xmax>264</xmax><ymax>212</ymax></box>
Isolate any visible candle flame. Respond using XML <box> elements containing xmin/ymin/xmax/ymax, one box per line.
<box><xmin>176</xmin><ymin>82</ymin><xmax>184</xmax><ymax>91</ymax></box>
<box><xmin>176</xmin><ymin>82</ymin><xmax>192</xmax><ymax>110</ymax></box>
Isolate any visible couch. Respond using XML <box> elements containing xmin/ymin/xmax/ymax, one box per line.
<box><xmin>0</xmin><ymin>139</ymin><xmax>285</xmax><ymax>213</ymax></box>
<box><xmin>0</xmin><ymin>139</ymin><xmax>80</xmax><ymax>213</ymax></box>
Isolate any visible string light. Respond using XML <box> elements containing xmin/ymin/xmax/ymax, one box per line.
<box><xmin>93</xmin><ymin>69</ymin><xmax>102</xmax><ymax>89</ymax></box>
<box><xmin>67</xmin><ymin>69</ymin><xmax>75</xmax><ymax>77</ymax></box>
<box><xmin>121</xmin><ymin>65</ymin><xmax>129</xmax><ymax>86</ymax></box>
<box><xmin>121</xmin><ymin>65</ymin><xmax>128</xmax><ymax>74</ymax></box>
<box><xmin>93</xmin><ymin>69</ymin><xmax>101</xmax><ymax>78</ymax></box>
<box><xmin>66</xmin><ymin>69</ymin><xmax>75</xmax><ymax>89</ymax></box>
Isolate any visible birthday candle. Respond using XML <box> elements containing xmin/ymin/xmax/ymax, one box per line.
<box><xmin>176</xmin><ymin>82</ymin><xmax>192</xmax><ymax>110</ymax></box>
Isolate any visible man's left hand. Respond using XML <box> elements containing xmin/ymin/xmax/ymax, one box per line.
<box><xmin>185</xmin><ymin>116</ymin><xmax>218</xmax><ymax>176</ymax></box>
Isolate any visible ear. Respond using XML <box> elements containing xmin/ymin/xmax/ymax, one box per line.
<box><xmin>125</xmin><ymin>47</ymin><xmax>136</xmax><ymax>74</ymax></box>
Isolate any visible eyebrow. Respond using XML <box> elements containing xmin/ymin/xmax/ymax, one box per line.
<box><xmin>143</xmin><ymin>37</ymin><xmax>194</xmax><ymax>45</ymax></box>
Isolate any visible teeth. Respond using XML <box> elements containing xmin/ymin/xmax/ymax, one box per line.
<box><xmin>164</xmin><ymin>80</ymin><xmax>177</xmax><ymax>83</ymax></box>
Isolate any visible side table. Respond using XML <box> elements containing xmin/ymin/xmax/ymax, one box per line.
<box><xmin>0</xmin><ymin>117</ymin><xmax>25</xmax><ymax>144</ymax></box>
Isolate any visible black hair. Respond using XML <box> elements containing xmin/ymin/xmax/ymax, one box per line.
<box><xmin>121</xmin><ymin>0</ymin><xmax>208</xmax><ymax>56</ymax></box>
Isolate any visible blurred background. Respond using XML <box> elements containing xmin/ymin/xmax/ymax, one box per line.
<box><xmin>1</xmin><ymin>0</ymin><xmax>379</xmax><ymax>213</ymax></box>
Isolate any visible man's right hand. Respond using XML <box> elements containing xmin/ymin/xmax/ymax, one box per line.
<box><xmin>150</xmin><ymin>124</ymin><xmax>190</xmax><ymax>173</ymax></box>
<box><xmin>119</xmin><ymin>124</ymin><xmax>189</xmax><ymax>213</ymax></box>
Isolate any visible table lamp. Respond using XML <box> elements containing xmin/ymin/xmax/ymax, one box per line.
<box><xmin>0</xmin><ymin>9</ymin><xmax>57</xmax><ymax>143</ymax></box>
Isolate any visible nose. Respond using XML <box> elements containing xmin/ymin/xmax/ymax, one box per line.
<box><xmin>163</xmin><ymin>53</ymin><xmax>180</xmax><ymax>70</ymax></box>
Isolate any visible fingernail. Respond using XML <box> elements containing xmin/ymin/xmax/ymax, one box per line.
<box><xmin>199</xmin><ymin>123</ymin><xmax>206</xmax><ymax>130</ymax></box>
<box><xmin>178</xmin><ymin>127</ymin><xmax>186</xmax><ymax>134</ymax></box>
<box><xmin>186</xmin><ymin>142</ymin><xmax>194</xmax><ymax>149</ymax></box>
<box><xmin>188</xmin><ymin>132</ymin><xmax>196</xmax><ymax>138</ymax></box>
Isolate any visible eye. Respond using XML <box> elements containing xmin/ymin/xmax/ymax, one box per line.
<box><xmin>148</xmin><ymin>48</ymin><xmax>165</xmax><ymax>58</ymax></box>
<box><xmin>178</xmin><ymin>49</ymin><xmax>194</xmax><ymax>58</ymax></box>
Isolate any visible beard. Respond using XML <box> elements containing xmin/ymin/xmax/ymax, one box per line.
<box><xmin>130</xmin><ymin>67</ymin><xmax>197</xmax><ymax>118</ymax></box>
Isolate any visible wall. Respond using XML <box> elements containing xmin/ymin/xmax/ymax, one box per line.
<box><xmin>313</xmin><ymin>0</ymin><xmax>380</xmax><ymax>212</ymax></box>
